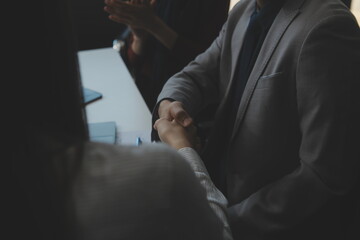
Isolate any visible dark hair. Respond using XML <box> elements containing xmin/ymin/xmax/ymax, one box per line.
<box><xmin>11</xmin><ymin>0</ymin><xmax>88</xmax><ymax>239</ymax></box>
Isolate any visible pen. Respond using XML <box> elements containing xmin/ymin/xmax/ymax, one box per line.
<box><xmin>136</xmin><ymin>137</ymin><xmax>142</xmax><ymax>146</ymax></box>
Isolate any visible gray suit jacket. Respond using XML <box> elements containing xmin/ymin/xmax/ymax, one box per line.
<box><xmin>156</xmin><ymin>0</ymin><xmax>360</xmax><ymax>239</ymax></box>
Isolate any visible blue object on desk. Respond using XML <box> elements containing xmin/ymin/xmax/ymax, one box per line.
<box><xmin>83</xmin><ymin>87</ymin><xmax>102</xmax><ymax>105</ymax></box>
<box><xmin>88</xmin><ymin>122</ymin><xmax>117</xmax><ymax>144</ymax></box>
<box><xmin>136</xmin><ymin>137</ymin><xmax>142</xmax><ymax>146</ymax></box>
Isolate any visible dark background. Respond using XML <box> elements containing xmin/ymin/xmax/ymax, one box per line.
<box><xmin>72</xmin><ymin>0</ymin><xmax>353</xmax><ymax>51</ymax></box>
<box><xmin>73</xmin><ymin>0</ymin><xmax>126</xmax><ymax>50</ymax></box>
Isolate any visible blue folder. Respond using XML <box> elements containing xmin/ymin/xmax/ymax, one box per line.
<box><xmin>88</xmin><ymin>121</ymin><xmax>117</xmax><ymax>144</ymax></box>
<box><xmin>83</xmin><ymin>87</ymin><xmax>102</xmax><ymax>105</ymax></box>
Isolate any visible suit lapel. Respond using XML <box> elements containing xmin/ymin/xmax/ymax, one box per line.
<box><xmin>216</xmin><ymin>1</ymin><xmax>254</xmax><ymax>114</ymax></box>
<box><xmin>229</xmin><ymin>3</ymin><xmax>254</xmax><ymax>82</ymax></box>
<box><xmin>230</xmin><ymin>0</ymin><xmax>305</xmax><ymax>142</ymax></box>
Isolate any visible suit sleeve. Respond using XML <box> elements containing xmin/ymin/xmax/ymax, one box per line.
<box><xmin>227</xmin><ymin>14</ymin><xmax>360</xmax><ymax>238</ymax></box>
<box><xmin>156</xmin><ymin>19</ymin><xmax>228</xmax><ymax>118</ymax></box>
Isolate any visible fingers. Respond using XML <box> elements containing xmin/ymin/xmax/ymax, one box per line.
<box><xmin>153</xmin><ymin>117</ymin><xmax>170</xmax><ymax>131</ymax></box>
<box><xmin>158</xmin><ymin>100</ymin><xmax>193</xmax><ymax>127</ymax></box>
<box><xmin>105</xmin><ymin>0</ymin><xmax>135</xmax><ymax>14</ymax></box>
<box><xmin>104</xmin><ymin>0</ymin><xmax>134</xmax><ymax>24</ymax></box>
<box><xmin>130</xmin><ymin>0</ymin><xmax>146</xmax><ymax>4</ymax></box>
<box><xmin>158</xmin><ymin>100</ymin><xmax>173</xmax><ymax>121</ymax></box>
<box><xmin>105</xmin><ymin>0</ymin><xmax>126</xmax><ymax>8</ymax></box>
<box><xmin>153</xmin><ymin>118</ymin><xmax>174</xmax><ymax>144</ymax></box>
<box><xmin>150</xmin><ymin>0</ymin><xmax>157</xmax><ymax>7</ymax></box>
<box><xmin>168</xmin><ymin>101</ymin><xmax>193</xmax><ymax>127</ymax></box>
<box><xmin>108</xmin><ymin>14</ymin><xmax>131</xmax><ymax>25</ymax></box>
<box><xmin>169</xmin><ymin>102</ymin><xmax>193</xmax><ymax>127</ymax></box>
<box><xmin>154</xmin><ymin>118</ymin><xmax>199</xmax><ymax>150</ymax></box>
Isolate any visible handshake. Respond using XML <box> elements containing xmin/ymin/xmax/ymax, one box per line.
<box><xmin>154</xmin><ymin>100</ymin><xmax>201</xmax><ymax>151</ymax></box>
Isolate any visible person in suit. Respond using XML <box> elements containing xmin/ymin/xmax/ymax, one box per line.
<box><xmin>152</xmin><ymin>0</ymin><xmax>360</xmax><ymax>239</ymax></box>
<box><xmin>103</xmin><ymin>0</ymin><xmax>230</xmax><ymax>111</ymax></box>
<box><xmin>11</xmin><ymin>0</ymin><xmax>233</xmax><ymax>239</ymax></box>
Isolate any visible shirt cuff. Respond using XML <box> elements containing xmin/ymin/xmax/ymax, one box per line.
<box><xmin>177</xmin><ymin>147</ymin><xmax>210</xmax><ymax>175</ymax></box>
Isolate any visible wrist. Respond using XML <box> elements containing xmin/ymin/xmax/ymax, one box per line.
<box><xmin>148</xmin><ymin>16</ymin><xmax>178</xmax><ymax>50</ymax></box>
<box><xmin>131</xmin><ymin>37</ymin><xmax>144</xmax><ymax>55</ymax></box>
<box><xmin>171</xmin><ymin>139</ymin><xmax>193</xmax><ymax>150</ymax></box>
<box><xmin>146</xmin><ymin>15</ymin><xmax>161</xmax><ymax>35</ymax></box>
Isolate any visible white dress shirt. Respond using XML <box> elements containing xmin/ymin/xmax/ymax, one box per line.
<box><xmin>178</xmin><ymin>147</ymin><xmax>233</xmax><ymax>240</ymax></box>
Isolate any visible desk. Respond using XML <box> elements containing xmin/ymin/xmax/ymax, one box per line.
<box><xmin>78</xmin><ymin>47</ymin><xmax>152</xmax><ymax>144</ymax></box>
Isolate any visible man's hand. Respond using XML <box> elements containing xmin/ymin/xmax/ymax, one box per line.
<box><xmin>157</xmin><ymin>100</ymin><xmax>193</xmax><ymax>127</ymax></box>
<box><xmin>154</xmin><ymin>118</ymin><xmax>200</xmax><ymax>150</ymax></box>
<box><xmin>104</xmin><ymin>0</ymin><xmax>178</xmax><ymax>50</ymax></box>
<box><xmin>104</xmin><ymin>0</ymin><xmax>157</xmax><ymax>31</ymax></box>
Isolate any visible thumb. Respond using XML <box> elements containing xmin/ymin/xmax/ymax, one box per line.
<box><xmin>153</xmin><ymin>117</ymin><xmax>164</xmax><ymax>131</ymax></box>
<box><xmin>150</xmin><ymin>0</ymin><xmax>157</xmax><ymax>8</ymax></box>
<box><xmin>171</xmin><ymin>105</ymin><xmax>192</xmax><ymax>127</ymax></box>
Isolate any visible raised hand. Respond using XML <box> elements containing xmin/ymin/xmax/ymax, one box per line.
<box><xmin>104</xmin><ymin>0</ymin><xmax>156</xmax><ymax>33</ymax></box>
<box><xmin>104</xmin><ymin>0</ymin><xmax>177</xmax><ymax>51</ymax></box>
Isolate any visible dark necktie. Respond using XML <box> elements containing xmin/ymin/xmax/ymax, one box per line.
<box><xmin>212</xmin><ymin>11</ymin><xmax>264</xmax><ymax>194</ymax></box>
<box><xmin>201</xmin><ymin>2</ymin><xmax>284</xmax><ymax>194</ymax></box>
<box><xmin>218</xmin><ymin>3</ymin><xmax>283</xmax><ymax>194</ymax></box>
<box><xmin>228</xmin><ymin>10</ymin><xmax>264</xmax><ymax>130</ymax></box>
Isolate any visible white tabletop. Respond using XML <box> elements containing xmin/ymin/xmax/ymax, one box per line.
<box><xmin>77</xmin><ymin>47</ymin><xmax>152</xmax><ymax>143</ymax></box>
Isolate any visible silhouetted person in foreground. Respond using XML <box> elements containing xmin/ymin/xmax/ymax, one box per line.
<box><xmin>11</xmin><ymin>0</ymin><xmax>233</xmax><ymax>239</ymax></box>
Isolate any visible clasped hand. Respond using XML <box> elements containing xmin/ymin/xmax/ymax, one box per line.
<box><xmin>154</xmin><ymin>100</ymin><xmax>201</xmax><ymax>151</ymax></box>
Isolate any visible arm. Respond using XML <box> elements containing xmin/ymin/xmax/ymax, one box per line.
<box><xmin>156</xmin><ymin>19</ymin><xmax>228</xmax><ymax>119</ymax></box>
<box><xmin>154</xmin><ymin>118</ymin><xmax>233</xmax><ymax>239</ymax></box>
<box><xmin>170</xmin><ymin>147</ymin><xmax>232</xmax><ymax>240</ymax></box>
<box><xmin>105</xmin><ymin>0</ymin><xmax>163</xmax><ymax>54</ymax></box>
<box><xmin>178</xmin><ymin>147</ymin><xmax>233</xmax><ymax>240</ymax></box>
<box><xmin>104</xmin><ymin>0</ymin><xmax>229</xmax><ymax>55</ymax></box>
<box><xmin>228</xmin><ymin>15</ymin><xmax>360</xmax><ymax>238</ymax></box>
<box><xmin>150</xmin><ymin>19</ymin><xmax>228</xmax><ymax>141</ymax></box>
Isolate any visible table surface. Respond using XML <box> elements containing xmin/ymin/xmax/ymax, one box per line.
<box><xmin>78</xmin><ymin>47</ymin><xmax>152</xmax><ymax>143</ymax></box>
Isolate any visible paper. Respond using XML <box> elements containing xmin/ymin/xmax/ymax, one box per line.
<box><xmin>88</xmin><ymin>121</ymin><xmax>117</xmax><ymax>144</ymax></box>
<box><xmin>83</xmin><ymin>87</ymin><xmax>102</xmax><ymax>105</ymax></box>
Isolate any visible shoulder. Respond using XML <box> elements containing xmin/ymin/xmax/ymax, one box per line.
<box><xmin>72</xmin><ymin>142</ymin><xmax>195</xmax><ymax>238</ymax></box>
<box><xmin>276</xmin><ymin>0</ymin><xmax>360</xmax><ymax>59</ymax></box>
<box><xmin>297</xmin><ymin>1</ymin><xmax>360</xmax><ymax>54</ymax></box>
<box><xmin>81</xmin><ymin>141</ymin><xmax>187</xmax><ymax>179</ymax></box>
<box><xmin>296</xmin><ymin>0</ymin><xmax>359</xmax><ymax>34</ymax></box>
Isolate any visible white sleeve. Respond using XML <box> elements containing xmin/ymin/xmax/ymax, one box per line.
<box><xmin>178</xmin><ymin>147</ymin><xmax>233</xmax><ymax>240</ymax></box>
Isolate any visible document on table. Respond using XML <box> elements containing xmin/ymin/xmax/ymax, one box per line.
<box><xmin>83</xmin><ymin>87</ymin><xmax>102</xmax><ymax>105</ymax></box>
<box><xmin>88</xmin><ymin>122</ymin><xmax>117</xmax><ymax>144</ymax></box>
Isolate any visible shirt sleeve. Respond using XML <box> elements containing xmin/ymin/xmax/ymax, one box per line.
<box><xmin>178</xmin><ymin>147</ymin><xmax>233</xmax><ymax>240</ymax></box>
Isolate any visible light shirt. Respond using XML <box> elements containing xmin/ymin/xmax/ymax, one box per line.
<box><xmin>178</xmin><ymin>147</ymin><xmax>233</xmax><ymax>240</ymax></box>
